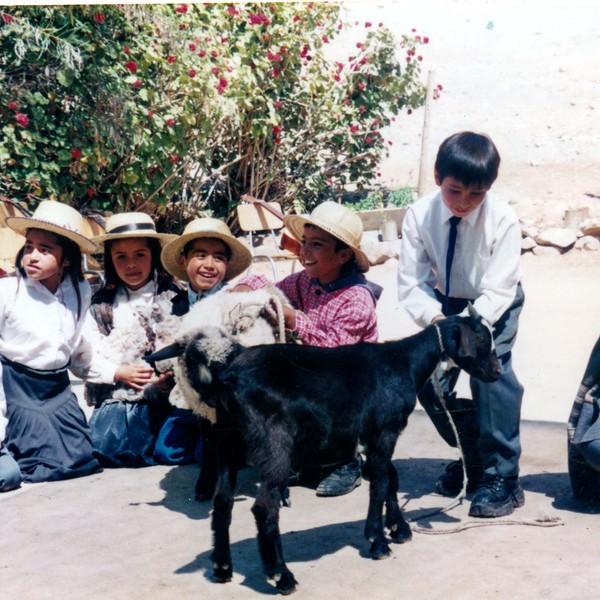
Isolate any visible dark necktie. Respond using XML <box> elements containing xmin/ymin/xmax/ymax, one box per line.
<box><xmin>444</xmin><ymin>216</ymin><xmax>461</xmax><ymax>313</ymax></box>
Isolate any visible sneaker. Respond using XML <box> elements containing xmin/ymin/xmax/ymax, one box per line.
<box><xmin>468</xmin><ymin>474</ymin><xmax>525</xmax><ymax>518</ymax></box>
<box><xmin>436</xmin><ymin>460</ymin><xmax>483</xmax><ymax>497</ymax></box>
<box><xmin>316</xmin><ymin>457</ymin><xmax>362</xmax><ymax>497</ymax></box>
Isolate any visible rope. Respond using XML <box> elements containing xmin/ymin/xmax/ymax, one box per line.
<box><xmin>408</xmin><ymin>326</ymin><xmax>565</xmax><ymax>534</ymax></box>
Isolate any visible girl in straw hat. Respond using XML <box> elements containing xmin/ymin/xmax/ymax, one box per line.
<box><xmin>82</xmin><ymin>212</ymin><xmax>182</xmax><ymax>468</ymax></box>
<box><xmin>232</xmin><ymin>201</ymin><xmax>381</xmax><ymax>498</ymax></box>
<box><xmin>153</xmin><ymin>217</ymin><xmax>251</xmax><ymax>481</ymax></box>
<box><xmin>0</xmin><ymin>200</ymin><xmax>101</xmax><ymax>492</ymax></box>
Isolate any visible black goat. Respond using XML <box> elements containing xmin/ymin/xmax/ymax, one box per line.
<box><xmin>148</xmin><ymin>308</ymin><xmax>500</xmax><ymax>595</ymax></box>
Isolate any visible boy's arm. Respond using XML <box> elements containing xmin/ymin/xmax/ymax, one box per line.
<box><xmin>293</xmin><ymin>287</ymin><xmax>377</xmax><ymax>347</ymax></box>
<box><xmin>472</xmin><ymin>215</ymin><xmax>522</xmax><ymax>325</ymax></box>
<box><xmin>397</xmin><ymin>208</ymin><xmax>444</xmax><ymax>327</ymax></box>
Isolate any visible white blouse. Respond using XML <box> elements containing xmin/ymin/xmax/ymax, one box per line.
<box><xmin>0</xmin><ymin>274</ymin><xmax>91</xmax><ymax>440</ymax></box>
<box><xmin>82</xmin><ymin>280</ymin><xmax>177</xmax><ymax>385</ymax></box>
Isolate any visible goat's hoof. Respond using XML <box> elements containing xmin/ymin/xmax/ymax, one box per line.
<box><xmin>213</xmin><ymin>564</ymin><xmax>232</xmax><ymax>583</ymax></box>
<box><xmin>390</xmin><ymin>522</ymin><xmax>413</xmax><ymax>544</ymax></box>
<box><xmin>271</xmin><ymin>570</ymin><xmax>298</xmax><ymax>595</ymax></box>
<box><xmin>369</xmin><ymin>539</ymin><xmax>392</xmax><ymax>560</ymax></box>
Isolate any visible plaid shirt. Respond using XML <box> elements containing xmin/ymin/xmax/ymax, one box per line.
<box><xmin>240</xmin><ymin>272</ymin><xmax>378</xmax><ymax>347</ymax></box>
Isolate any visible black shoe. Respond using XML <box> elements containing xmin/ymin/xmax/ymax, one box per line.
<box><xmin>436</xmin><ymin>460</ymin><xmax>483</xmax><ymax>497</ymax></box>
<box><xmin>468</xmin><ymin>474</ymin><xmax>525</xmax><ymax>518</ymax></box>
<box><xmin>316</xmin><ymin>457</ymin><xmax>362</xmax><ymax>497</ymax></box>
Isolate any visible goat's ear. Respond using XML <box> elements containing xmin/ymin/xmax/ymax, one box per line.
<box><xmin>467</xmin><ymin>303</ymin><xmax>480</xmax><ymax>319</ymax></box>
<box><xmin>457</xmin><ymin>323</ymin><xmax>477</xmax><ymax>358</ymax></box>
<box><xmin>144</xmin><ymin>342</ymin><xmax>185</xmax><ymax>364</ymax></box>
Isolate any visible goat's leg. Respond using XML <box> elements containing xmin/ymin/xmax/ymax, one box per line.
<box><xmin>252</xmin><ymin>480</ymin><xmax>297</xmax><ymax>595</ymax></box>
<box><xmin>211</xmin><ymin>435</ymin><xmax>239</xmax><ymax>583</ymax></box>
<box><xmin>384</xmin><ymin>463</ymin><xmax>412</xmax><ymax>544</ymax></box>
<box><xmin>364</xmin><ymin>449</ymin><xmax>392</xmax><ymax>559</ymax></box>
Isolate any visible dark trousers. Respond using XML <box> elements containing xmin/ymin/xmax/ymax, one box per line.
<box><xmin>417</xmin><ymin>285</ymin><xmax>525</xmax><ymax>479</ymax></box>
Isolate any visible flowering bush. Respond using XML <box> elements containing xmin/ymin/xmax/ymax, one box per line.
<box><xmin>0</xmin><ymin>3</ymin><xmax>430</xmax><ymax>221</ymax></box>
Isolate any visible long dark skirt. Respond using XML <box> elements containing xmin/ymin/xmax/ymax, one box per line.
<box><xmin>2</xmin><ymin>355</ymin><xmax>100</xmax><ymax>483</ymax></box>
<box><xmin>89</xmin><ymin>398</ymin><xmax>172</xmax><ymax>468</ymax></box>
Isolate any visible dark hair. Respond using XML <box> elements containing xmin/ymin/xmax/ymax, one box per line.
<box><xmin>434</xmin><ymin>131</ymin><xmax>500</xmax><ymax>188</ymax></box>
<box><xmin>102</xmin><ymin>237</ymin><xmax>170</xmax><ymax>291</ymax></box>
<box><xmin>16</xmin><ymin>228</ymin><xmax>85</xmax><ymax>318</ymax></box>
<box><xmin>182</xmin><ymin>236</ymin><xmax>232</xmax><ymax>261</ymax></box>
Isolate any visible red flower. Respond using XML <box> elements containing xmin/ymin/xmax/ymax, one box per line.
<box><xmin>343</xmin><ymin>99</ymin><xmax>350</xmax><ymax>106</ymax></box>
<box><xmin>198</xmin><ymin>49</ymin><xmax>206</xmax><ymax>58</ymax></box>
<box><xmin>188</xmin><ymin>43</ymin><xmax>197</xmax><ymax>51</ymax></box>
<box><xmin>249</xmin><ymin>13</ymin><xmax>270</xmax><ymax>26</ymax></box>
<box><xmin>166</xmin><ymin>118</ymin><xmax>175</xmax><ymax>127</ymax></box>
<box><xmin>272</xmin><ymin>68</ymin><xmax>280</xmax><ymax>78</ymax></box>
<box><xmin>322</xmin><ymin>36</ymin><xmax>329</xmax><ymax>44</ymax></box>
<box><xmin>3</xmin><ymin>14</ymin><xmax>15</xmax><ymax>24</ymax></box>
<box><xmin>170</xmin><ymin>154</ymin><xmax>179</xmax><ymax>163</ymax></box>
<box><xmin>211</xmin><ymin>50</ymin><xmax>218</xmax><ymax>58</ymax></box>
<box><xmin>123</xmin><ymin>45</ymin><xmax>130</xmax><ymax>54</ymax></box>
<box><xmin>132</xmin><ymin>79</ymin><xmax>142</xmax><ymax>89</ymax></box>
<box><xmin>350</xmin><ymin>125</ymin><xmax>359</xmax><ymax>133</ymax></box>
<box><xmin>94</xmin><ymin>13</ymin><xmax>105</xmax><ymax>24</ymax></box>
<box><xmin>175</xmin><ymin>4</ymin><xmax>188</xmax><ymax>14</ymax></box>
<box><xmin>274</xmin><ymin>137</ymin><xmax>281</xmax><ymax>145</ymax></box>
<box><xmin>300</xmin><ymin>45</ymin><xmax>309</xmax><ymax>59</ymax></box>
<box><xmin>227</xmin><ymin>6</ymin><xmax>239</xmax><ymax>16</ymax></box>
<box><xmin>147</xmin><ymin>110</ymin><xmax>154</xmax><ymax>118</ymax></box>
<box><xmin>423</xmin><ymin>36</ymin><xmax>430</xmax><ymax>44</ymax></box>
<box><xmin>167</xmin><ymin>55</ymin><xmax>176</xmax><ymax>64</ymax></box>
<box><xmin>359</xmin><ymin>105</ymin><xmax>366</xmax><ymax>113</ymax></box>
<box><xmin>293</xmin><ymin>15</ymin><xmax>300</xmax><ymax>23</ymax></box>
<box><xmin>15</xmin><ymin>113</ymin><xmax>29</xmax><ymax>127</ymax></box>
<box><xmin>71</xmin><ymin>149</ymin><xmax>82</xmax><ymax>160</ymax></box>
<box><xmin>267</xmin><ymin>50</ymin><xmax>282</xmax><ymax>62</ymax></box>
<box><xmin>272</xmin><ymin>125</ymin><xmax>282</xmax><ymax>135</ymax></box>
<box><xmin>357</xmin><ymin>81</ymin><xmax>366</xmax><ymax>91</ymax></box>
<box><xmin>188</xmin><ymin>69</ymin><xmax>196</xmax><ymax>78</ymax></box>
<box><xmin>211</xmin><ymin>67</ymin><xmax>220</xmax><ymax>76</ymax></box>
<box><xmin>86</xmin><ymin>188</ymin><xmax>95</xmax><ymax>198</ymax></box>
<box><xmin>365</xmin><ymin>22</ymin><xmax>372</xmax><ymax>28</ymax></box>
<box><xmin>218</xmin><ymin>77</ymin><xmax>228</xmax><ymax>88</ymax></box>
<box><xmin>307</xmin><ymin>2</ymin><xmax>314</xmax><ymax>8</ymax></box>
<box><xmin>274</xmin><ymin>100</ymin><xmax>282</xmax><ymax>109</ymax></box>
<box><xmin>334</xmin><ymin>75</ymin><xmax>340</xmax><ymax>82</ymax></box>
<box><xmin>125</xmin><ymin>61</ymin><xmax>138</xmax><ymax>73</ymax></box>
<box><xmin>8</xmin><ymin>101</ymin><xmax>17</xmax><ymax>110</ymax></box>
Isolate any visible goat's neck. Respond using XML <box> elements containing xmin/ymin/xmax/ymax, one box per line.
<box><xmin>406</xmin><ymin>325</ymin><xmax>448</xmax><ymax>391</ymax></box>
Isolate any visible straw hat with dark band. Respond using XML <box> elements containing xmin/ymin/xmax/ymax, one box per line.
<box><xmin>6</xmin><ymin>200</ymin><xmax>98</xmax><ymax>254</ymax></box>
<box><xmin>161</xmin><ymin>217</ymin><xmax>252</xmax><ymax>282</ymax></box>
<box><xmin>93</xmin><ymin>212</ymin><xmax>177</xmax><ymax>248</ymax></box>
<box><xmin>284</xmin><ymin>201</ymin><xmax>370</xmax><ymax>273</ymax></box>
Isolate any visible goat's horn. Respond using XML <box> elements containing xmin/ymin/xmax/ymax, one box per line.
<box><xmin>467</xmin><ymin>303</ymin><xmax>479</xmax><ymax>318</ymax></box>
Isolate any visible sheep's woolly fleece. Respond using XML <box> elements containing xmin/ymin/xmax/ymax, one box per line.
<box><xmin>167</xmin><ymin>285</ymin><xmax>291</xmax><ymax>422</ymax></box>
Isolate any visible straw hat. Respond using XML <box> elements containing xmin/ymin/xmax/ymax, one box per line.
<box><xmin>5</xmin><ymin>200</ymin><xmax>98</xmax><ymax>254</ymax></box>
<box><xmin>161</xmin><ymin>217</ymin><xmax>252</xmax><ymax>282</ymax></box>
<box><xmin>93</xmin><ymin>212</ymin><xmax>177</xmax><ymax>248</ymax></box>
<box><xmin>285</xmin><ymin>201</ymin><xmax>370</xmax><ymax>272</ymax></box>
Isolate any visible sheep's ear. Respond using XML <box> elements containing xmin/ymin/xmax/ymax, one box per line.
<box><xmin>144</xmin><ymin>342</ymin><xmax>185</xmax><ymax>364</ymax></box>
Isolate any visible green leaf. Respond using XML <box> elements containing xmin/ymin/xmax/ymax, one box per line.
<box><xmin>56</xmin><ymin>70</ymin><xmax>75</xmax><ymax>88</ymax></box>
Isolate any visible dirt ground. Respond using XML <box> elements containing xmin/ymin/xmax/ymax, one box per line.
<box><xmin>3</xmin><ymin>2</ymin><xmax>600</xmax><ymax>599</ymax></box>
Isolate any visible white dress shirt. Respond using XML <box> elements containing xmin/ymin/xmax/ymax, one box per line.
<box><xmin>397</xmin><ymin>190</ymin><xmax>522</xmax><ymax>327</ymax></box>
<box><xmin>0</xmin><ymin>274</ymin><xmax>91</xmax><ymax>440</ymax></box>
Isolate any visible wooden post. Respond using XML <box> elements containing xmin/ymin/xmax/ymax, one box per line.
<box><xmin>417</xmin><ymin>70</ymin><xmax>436</xmax><ymax>198</ymax></box>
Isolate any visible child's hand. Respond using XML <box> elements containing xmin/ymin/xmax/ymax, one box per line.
<box><xmin>114</xmin><ymin>364</ymin><xmax>154</xmax><ymax>390</ymax></box>
<box><xmin>152</xmin><ymin>370</ymin><xmax>175</xmax><ymax>392</ymax></box>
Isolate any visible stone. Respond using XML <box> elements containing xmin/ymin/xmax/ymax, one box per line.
<box><xmin>521</xmin><ymin>224</ymin><xmax>540</xmax><ymax>239</ymax></box>
<box><xmin>532</xmin><ymin>245</ymin><xmax>563</xmax><ymax>257</ymax></box>
<box><xmin>574</xmin><ymin>236</ymin><xmax>600</xmax><ymax>251</ymax></box>
<box><xmin>535</xmin><ymin>227</ymin><xmax>577</xmax><ymax>249</ymax></box>
<box><xmin>521</xmin><ymin>236</ymin><xmax>537</xmax><ymax>251</ymax></box>
<box><xmin>362</xmin><ymin>241</ymin><xmax>400</xmax><ymax>266</ymax></box>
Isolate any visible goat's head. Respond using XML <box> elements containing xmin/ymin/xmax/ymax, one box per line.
<box><xmin>440</xmin><ymin>305</ymin><xmax>501</xmax><ymax>383</ymax></box>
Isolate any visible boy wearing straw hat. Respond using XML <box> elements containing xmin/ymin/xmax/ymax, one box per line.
<box><xmin>0</xmin><ymin>200</ymin><xmax>101</xmax><ymax>491</ymax></box>
<box><xmin>232</xmin><ymin>201</ymin><xmax>381</xmax><ymax>497</ymax></box>
<box><xmin>154</xmin><ymin>218</ymin><xmax>251</xmax><ymax>476</ymax></box>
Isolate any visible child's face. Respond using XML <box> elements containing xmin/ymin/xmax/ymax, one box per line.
<box><xmin>110</xmin><ymin>238</ymin><xmax>153</xmax><ymax>291</ymax></box>
<box><xmin>21</xmin><ymin>229</ymin><xmax>69</xmax><ymax>292</ymax></box>
<box><xmin>299</xmin><ymin>225</ymin><xmax>353</xmax><ymax>285</ymax></box>
<box><xmin>436</xmin><ymin>174</ymin><xmax>490</xmax><ymax>218</ymax></box>
<box><xmin>181</xmin><ymin>238</ymin><xmax>228</xmax><ymax>292</ymax></box>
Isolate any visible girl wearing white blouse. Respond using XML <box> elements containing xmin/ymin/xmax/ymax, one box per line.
<box><xmin>82</xmin><ymin>212</ymin><xmax>181</xmax><ymax>467</ymax></box>
<box><xmin>0</xmin><ymin>201</ymin><xmax>101</xmax><ymax>493</ymax></box>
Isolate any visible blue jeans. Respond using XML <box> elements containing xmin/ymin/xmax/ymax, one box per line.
<box><xmin>0</xmin><ymin>445</ymin><xmax>21</xmax><ymax>492</ymax></box>
<box><xmin>154</xmin><ymin>408</ymin><xmax>202</xmax><ymax>465</ymax></box>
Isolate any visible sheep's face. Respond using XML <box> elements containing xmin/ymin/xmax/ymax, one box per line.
<box><xmin>452</xmin><ymin>316</ymin><xmax>500</xmax><ymax>383</ymax></box>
